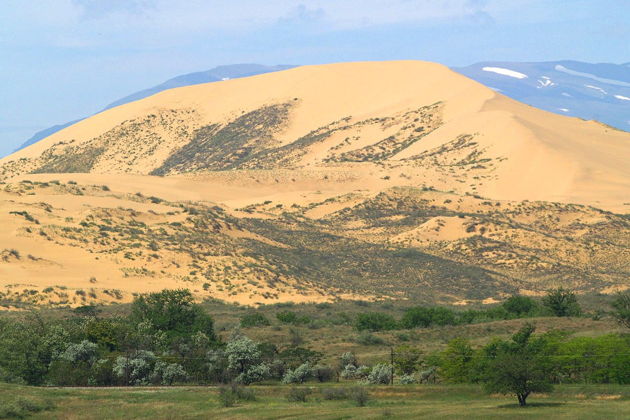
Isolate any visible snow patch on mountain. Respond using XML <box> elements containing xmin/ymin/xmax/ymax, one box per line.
<box><xmin>555</xmin><ymin>65</ymin><xmax>630</xmax><ymax>87</ymax></box>
<box><xmin>482</xmin><ymin>67</ymin><xmax>528</xmax><ymax>79</ymax></box>
<box><xmin>537</xmin><ymin>77</ymin><xmax>555</xmax><ymax>88</ymax></box>
<box><xmin>585</xmin><ymin>85</ymin><xmax>607</xmax><ymax>95</ymax></box>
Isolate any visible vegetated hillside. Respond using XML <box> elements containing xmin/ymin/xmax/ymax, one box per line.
<box><xmin>0</xmin><ymin>61</ymin><xmax>629</xmax><ymax>308</ymax></box>
<box><xmin>1</xmin><ymin>176</ymin><xmax>628</xmax><ymax>309</ymax></box>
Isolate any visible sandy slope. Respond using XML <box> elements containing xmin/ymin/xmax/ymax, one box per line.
<box><xmin>1</xmin><ymin>61</ymin><xmax>629</xmax><ymax>308</ymax></box>
<box><xmin>1</xmin><ymin>61</ymin><xmax>628</xmax><ymax>211</ymax></box>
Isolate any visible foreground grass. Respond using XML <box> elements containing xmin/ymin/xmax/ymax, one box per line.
<box><xmin>1</xmin><ymin>383</ymin><xmax>629</xmax><ymax>419</ymax></box>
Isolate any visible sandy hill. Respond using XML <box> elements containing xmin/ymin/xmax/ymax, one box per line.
<box><xmin>0</xmin><ymin>61</ymin><xmax>629</xmax><ymax>309</ymax></box>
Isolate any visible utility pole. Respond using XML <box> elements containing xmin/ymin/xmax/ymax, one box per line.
<box><xmin>390</xmin><ymin>346</ymin><xmax>394</xmax><ymax>385</ymax></box>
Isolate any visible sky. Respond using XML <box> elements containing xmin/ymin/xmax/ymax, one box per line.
<box><xmin>0</xmin><ymin>0</ymin><xmax>628</xmax><ymax>156</ymax></box>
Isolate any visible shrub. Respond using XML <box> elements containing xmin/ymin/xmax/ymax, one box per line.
<box><xmin>240</xmin><ymin>313</ymin><xmax>271</xmax><ymax>328</ymax></box>
<box><xmin>286</xmin><ymin>387</ymin><xmax>311</xmax><ymax>402</ymax></box>
<box><xmin>398</xmin><ymin>374</ymin><xmax>418</xmax><ymax>384</ymax></box>
<box><xmin>542</xmin><ymin>288</ymin><xmax>581</xmax><ymax>317</ymax></box>
<box><xmin>218</xmin><ymin>383</ymin><xmax>256</xmax><ymax>407</ymax></box>
<box><xmin>349</xmin><ymin>386</ymin><xmax>370</xmax><ymax>407</ymax></box>
<box><xmin>312</xmin><ymin>365</ymin><xmax>335</xmax><ymax>382</ymax></box>
<box><xmin>367</xmin><ymin>363</ymin><xmax>392</xmax><ymax>384</ymax></box>
<box><xmin>113</xmin><ymin>351</ymin><xmax>156</xmax><ymax>385</ymax></box>
<box><xmin>355</xmin><ymin>312</ymin><xmax>397</xmax><ymax>331</ymax></box>
<box><xmin>341</xmin><ymin>364</ymin><xmax>370</xmax><ymax>380</ymax></box>
<box><xmin>282</xmin><ymin>362</ymin><xmax>311</xmax><ymax>384</ymax></box>
<box><xmin>356</xmin><ymin>331</ymin><xmax>385</xmax><ymax>346</ymax></box>
<box><xmin>502</xmin><ymin>295</ymin><xmax>538</xmax><ymax>316</ymax></box>
<box><xmin>0</xmin><ymin>397</ymin><xmax>54</xmax><ymax>419</ymax></box>
<box><xmin>611</xmin><ymin>292</ymin><xmax>630</xmax><ymax>328</ymax></box>
<box><xmin>226</xmin><ymin>335</ymin><xmax>270</xmax><ymax>384</ymax></box>
<box><xmin>403</xmin><ymin>306</ymin><xmax>485</xmax><ymax>328</ymax></box>
<box><xmin>151</xmin><ymin>361</ymin><xmax>187</xmax><ymax>385</ymax></box>
<box><xmin>218</xmin><ymin>386</ymin><xmax>237</xmax><ymax>407</ymax></box>
<box><xmin>340</xmin><ymin>352</ymin><xmax>357</xmax><ymax>369</ymax></box>
<box><xmin>322</xmin><ymin>387</ymin><xmax>348</xmax><ymax>400</ymax></box>
<box><xmin>400</xmin><ymin>307</ymin><xmax>433</xmax><ymax>328</ymax></box>
<box><xmin>276</xmin><ymin>311</ymin><xmax>310</xmax><ymax>325</ymax></box>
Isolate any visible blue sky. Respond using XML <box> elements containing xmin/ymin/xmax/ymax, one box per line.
<box><xmin>1</xmin><ymin>0</ymin><xmax>628</xmax><ymax>156</ymax></box>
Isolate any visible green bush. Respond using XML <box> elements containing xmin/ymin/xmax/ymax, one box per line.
<box><xmin>240</xmin><ymin>313</ymin><xmax>271</xmax><ymax>328</ymax></box>
<box><xmin>355</xmin><ymin>312</ymin><xmax>397</xmax><ymax>331</ymax></box>
<box><xmin>349</xmin><ymin>386</ymin><xmax>370</xmax><ymax>407</ymax></box>
<box><xmin>502</xmin><ymin>295</ymin><xmax>538</xmax><ymax>316</ymax></box>
<box><xmin>400</xmin><ymin>307</ymin><xmax>457</xmax><ymax>328</ymax></box>
<box><xmin>322</xmin><ymin>387</ymin><xmax>348</xmax><ymax>400</ymax></box>
<box><xmin>356</xmin><ymin>331</ymin><xmax>385</xmax><ymax>346</ymax></box>
<box><xmin>611</xmin><ymin>292</ymin><xmax>630</xmax><ymax>328</ymax></box>
<box><xmin>217</xmin><ymin>383</ymin><xmax>256</xmax><ymax>407</ymax></box>
<box><xmin>276</xmin><ymin>311</ymin><xmax>310</xmax><ymax>325</ymax></box>
<box><xmin>542</xmin><ymin>288</ymin><xmax>581</xmax><ymax>317</ymax></box>
<box><xmin>0</xmin><ymin>397</ymin><xmax>54</xmax><ymax>419</ymax></box>
<box><xmin>286</xmin><ymin>387</ymin><xmax>311</xmax><ymax>402</ymax></box>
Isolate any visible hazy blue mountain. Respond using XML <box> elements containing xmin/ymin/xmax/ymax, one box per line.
<box><xmin>12</xmin><ymin>64</ymin><xmax>296</xmax><ymax>154</ymax></box>
<box><xmin>16</xmin><ymin>120</ymin><xmax>84</xmax><ymax>152</ymax></box>
<box><xmin>453</xmin><ymin>61</ymin><xmax>630</xmax><ymax>131</ymax></box>
<box><xmin>103</xmin><ymin>64</ymin><xmax>296</xmax><ymax>110</ymax></box>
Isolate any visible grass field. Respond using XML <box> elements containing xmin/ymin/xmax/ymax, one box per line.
<box><xmin>1</xmin><ymin>383</ymin><xmax>629</xmax><ymax>419</ymax></box>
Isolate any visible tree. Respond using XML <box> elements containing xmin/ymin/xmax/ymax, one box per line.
<box><xmin>541</xmin><ymin>288</ymin><xmax>581</xmax><ymax>317</ymax></box>
<box><xmin>393</xmin><ymin>345</ymin><xmax>422</xmax><ymax>375</ymax></box>
<box><xmin>482</xmin><ymin>324</ymin><xmax>553</xmax><ymax>406</ymax></box>
<box><xmin>282</xmin><ymin>362</ymin><xmax>312</xmax><ymax>384</ymax></box>
<box><xmin>611</xmin><ymin>292</ymin><xmax>630</xmax><ymax>328</ymax></box>
<box><xmin>440</xmin><ymin>338</ymin><xmax>474</xmax><ymax>383</ymax></box>
<box><xmin>130</xmin><ymin>289</ymin><xmax>217</xmax><ymax>344</ymax></box>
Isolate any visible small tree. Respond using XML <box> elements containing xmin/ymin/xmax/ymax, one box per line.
<box><xmin>482</xmin><ymin>324</ymin><xmax>553</xmax><ymax>406</ymax></box>
<box><xmin>282</xmin><ymin>362</ymin><xmax>312</xmax><ymax>384</ymax></box>
<box><xmin>130</xmin><ymin>289</ymin><xmax>217</xmax><ymax>344</ymax></box>
<box><xmin>440</xmin><ymin>338</ymin><xmax>474</xmax><ymax>383</ymax></box>
<box><xmin>225</xmin><ymin>335</ymin><xmax>270</xmax><ymax>384</ymax></box>
<box><xmin>393</xmin><ymin>345</ymin><xmax>422</xmax><ymax>375</ymax></box>
<box><xmin>542</xmin><ymin>288</ymin><xmax>581</xmax><ymax>317</ymax></box>
<box><xmin>611</xmin><ymin>292</ymin><xmax>630</xmax><ymax>328</ymax></box>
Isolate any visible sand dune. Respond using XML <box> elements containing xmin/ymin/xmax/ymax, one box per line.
<box><xmin>1</xmin><ymin>61</ymin><xmax>629</xmax><ymax>308</ymax></box>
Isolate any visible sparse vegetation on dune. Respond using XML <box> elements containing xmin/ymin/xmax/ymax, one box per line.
<box><xmin>0</xmin><ymin>177</ymin><xmax>628</xmax><ymax>308</ymax></box>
